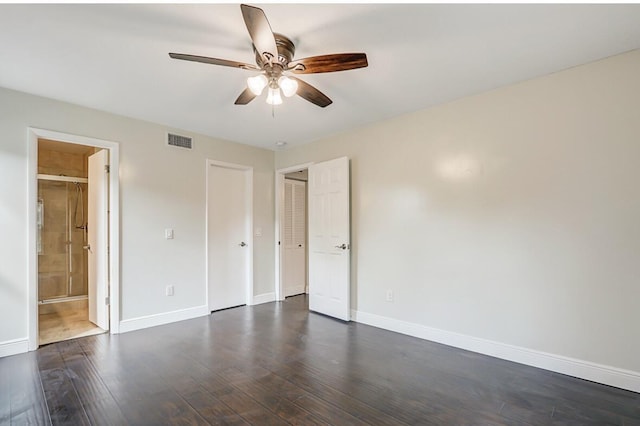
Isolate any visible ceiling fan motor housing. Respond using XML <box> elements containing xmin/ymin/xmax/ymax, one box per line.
<box><xmin>255</xmin><ymin>33</ymin><xmax>296</xmax><ymax>68</ymax></box>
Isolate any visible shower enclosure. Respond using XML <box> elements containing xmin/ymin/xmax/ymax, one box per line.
<box><xmin>37</xmin><ymin>177</ymin><xmax>89</xmax><ymax>302</ymax></box>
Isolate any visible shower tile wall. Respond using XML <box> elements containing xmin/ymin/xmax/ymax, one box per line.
<box><xmin>38</xmin><ymin>142</ymin><xmax>90</xmax><ymax>300</ymax></box>
<box><xmin>38</xmin><ymin>144</ymin><xmax>88</xmax><ymax>176</ymax></box>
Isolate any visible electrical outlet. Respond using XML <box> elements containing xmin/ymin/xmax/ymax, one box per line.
<box><xmin>386</xmin><ymin>289</ymin><xmax>393</xmax><ymax>302</ymax></box>
<box><xmin>166</xmin><ymin>285</ymin><xmax>174</xmax><ymax>296</ymax></box>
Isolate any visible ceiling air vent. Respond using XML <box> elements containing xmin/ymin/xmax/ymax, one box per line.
<box><xmin>167</xmin><ymin>132</ymin><xmax>193</xmax><ymax>149</ymax></box>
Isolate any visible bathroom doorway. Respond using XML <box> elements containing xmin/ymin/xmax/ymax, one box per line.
<box><xmin>36</xmin><ymin>139</ymin><xmax>108</xmax><ymax>345</ymax></box>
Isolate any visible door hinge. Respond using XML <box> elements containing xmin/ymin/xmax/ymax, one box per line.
<box><xmin>105</xmin><ymin>165</ymin><xmax>110</xmax><ymax>173</ymax></box>
<box><xmin>105</xmin><ymin>296</ymin><xmax>110</xmax><ymax>305</ymax></box>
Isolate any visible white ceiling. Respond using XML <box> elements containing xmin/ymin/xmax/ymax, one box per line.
<box><xmin>1</xmin><ymin>4</ymin><xmax>639</xmax><ymax>150</ymax></box>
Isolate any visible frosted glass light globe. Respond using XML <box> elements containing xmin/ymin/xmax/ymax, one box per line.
<box><xmin>247</xmin><ymin>74</ymin><xmax>268</xmax><ymax>95</ymax></box>
<box><xmin>278</xmin><ymin>76</ymin><xmax>298</xmax><ymax>97</ymax></box>
<box><xmin>266</xmin><ymin>87</ymin><xmax>283</xmax><ymax>105</ymax></box>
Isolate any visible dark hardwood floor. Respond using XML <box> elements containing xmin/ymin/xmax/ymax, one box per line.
<box><xmin>2</xmin><ymin>295</ymin><xmax>639</xmax><ymax>425</ymax></box>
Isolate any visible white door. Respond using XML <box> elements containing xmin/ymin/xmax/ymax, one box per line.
<box><xmin>283</xmin><ymin>179</ymin><xmax>307</xmax><ymax>297</ymax></box>
<box><xmin>308</xmin><ymin>157</ymin><xmax>350</xmax><ymax>321</ymax></box>
<box><xmin>88</xmin><ymin>149</ymin><xmax>109</xmax><ymax>330</ymax></box>
<box><xmin>208</xmin><ymin>163</ymin><xmax>251</xmax><ymax>311</ymax></box>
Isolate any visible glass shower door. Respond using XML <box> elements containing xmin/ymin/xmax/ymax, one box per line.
<box><xmin>37</xmin><ymin>180</ymin><xmax>88</xmax><ymax>301</ymax></box>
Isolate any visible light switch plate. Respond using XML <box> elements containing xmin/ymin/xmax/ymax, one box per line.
<box><xmin>165</xmin><ymin>228</ymin><xmax>174</xmax><ymax>239</ymax></box>
<box><xmin>255</xmin><ymin>227</ymin><xmax>262</xmax><ymax>237</ymax></box>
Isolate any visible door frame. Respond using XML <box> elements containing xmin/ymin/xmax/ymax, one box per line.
<box><xmin>274</xmin><ymin>162</ymin><xmax>313</xmax><ymax>301</ymax></box>
<box><xmin>205</xmin><ymin>159</ymin><xmax>254</xmax><ymax>311</ymax></box>
<box><xmin>27</xmin><ymin>127</ymin><xmax>120</xmax><ymax>351</ymax></box>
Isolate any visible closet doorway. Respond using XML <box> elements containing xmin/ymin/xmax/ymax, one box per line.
<box><xmin>282</xmin><ymin>171</ymin><xmax>308</xmax><ymax>298</ymax></box>
<box><xmin>206</xmin><ymin>160</ymin><xmax>253</xmax><ymax>312</ymax></box>
<box><xmin>275</xmin><ymin>163</ymin><xmax>312</xmax><ymax>302</ymax></box>
<box><xmin>276</xmin><ymin>158</ymin><xmax>352</xmax><ymax>321</ymax></box>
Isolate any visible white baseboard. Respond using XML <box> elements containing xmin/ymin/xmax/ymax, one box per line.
<box><xmin>119</xmin><ymin>305</ymin><xmax>209</xmax><ymax>334</ymax></box>
<box><xmin>252</xmin><ymin>292</ymin><xmax>276</xmax><ymax>305</ymax></box>
<box><xmin>351</xmin><ymin>309</ymin><xmax>640</xmax><ymax>394</ymax></box>
<box><xmin>0</xmin><ymin>338</ymin><xmax>29</xmax><ymax>358</ymax></box>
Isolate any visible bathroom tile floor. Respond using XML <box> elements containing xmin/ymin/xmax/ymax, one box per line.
<box><xmin>38</xmin><ymin>299</ymin><xmax>105</xmax><ymax>345</ymax></box>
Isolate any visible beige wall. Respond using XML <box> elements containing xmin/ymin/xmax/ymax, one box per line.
<box><xmin>2</xmin><ymin>46</ymin><xmax>639</xmax><ymax>385</ymax></box>
<box><xmin>276</xmin><ymin>50</ymin><xmax>640</xmax><ymax>373</ymax></box>
<box><xmin>0</xmin><ymin>87</ymin><xmax>275</xmax><ymax>346</ymax></box>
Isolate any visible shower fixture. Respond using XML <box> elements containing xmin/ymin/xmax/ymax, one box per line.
<box><xmin>73</xmin><ymin>182</ymin><xmax>87</xmax><ymax>242</ymax></box>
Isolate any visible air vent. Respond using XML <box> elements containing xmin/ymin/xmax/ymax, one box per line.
<box><xmin>167</xmin><ymin>133</ymin><xmax>193</xmax><ymax>149</ymax></box>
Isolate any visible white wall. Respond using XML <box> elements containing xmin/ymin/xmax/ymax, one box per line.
<box><xmin>276</xmin><ymin>50</ymin><xmax>640</xmax><ymax>383</ymax></box>
<box><xmin>0</xmin><ymin>87</ymin><xmax>274</xmax><ymax>350</ymax></box>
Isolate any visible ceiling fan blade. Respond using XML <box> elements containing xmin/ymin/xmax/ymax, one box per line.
<box><xmin>169</xmin><ymin>53</ymin><xmax>258</xmax><ymax>70</ymax></box>
<box><xmin>234</xmin><ymin>87</ymin><xmax>257</xmax><ymax>105</ymax></box>
<box><xmin>287</xmin><ymin>53</ymin><xmax>368</xmax><ymax>74</ymax></box>
<box><xmin>291</xmin><ymin>77</ymin><xmax>332</xmax><ymax>108</ymax></box>
<box><xmin>241</xmin><ymin>4</ymin><xmax>278</xmax><ymax>64</ymax></box>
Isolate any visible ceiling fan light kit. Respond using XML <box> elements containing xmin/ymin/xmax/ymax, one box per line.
<box><xmin>246</xmin><ymin>69</ymin><xmax>298</xmax><ymax>104</ymax></box>
<box><xmin>169</xmin><ymin>4</ymin><xmax>368</xmax><ymax>108</ymax></box>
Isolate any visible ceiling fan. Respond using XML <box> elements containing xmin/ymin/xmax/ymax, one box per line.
<box><xmin>169</xmin><ymin>4</ymin><xmax>368</xmax><ymax>108</ymax></box>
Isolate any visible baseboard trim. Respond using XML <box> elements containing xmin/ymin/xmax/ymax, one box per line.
<box><xmin>0</xmin><ymin>338</ymin><xmax>29</xmax><ymax>358</ymax></box>
<box><xmin>119</xmin><ymin>305</ymin><xmax>209</xmax><ymax>334</ymax></box>
<box><xmin>351</xmin><ymin>309</ymin><xmax>640</xmax><ymax>393</ymax></box>
<box><xmin>252</xmin><ymin>292</ymin><xmax>276</xmax><ymax>306</ymax></box>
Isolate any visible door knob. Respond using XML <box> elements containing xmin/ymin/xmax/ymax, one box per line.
<box><xmin>335</xmin><ymin>243</ymin><xmax>349</xmax><ymax>250</ymax></box>
<box><xmin>239</xmin><ymin>241</ymin><xmax>247</xmax><ymax>247</ymax></box>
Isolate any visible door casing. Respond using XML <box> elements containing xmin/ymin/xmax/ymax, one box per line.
<box><xmin>27</xmin><ymin>128</ymin><xmax>120</xmax><ymax>350</ymax></box>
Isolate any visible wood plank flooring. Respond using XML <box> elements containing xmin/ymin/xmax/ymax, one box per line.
<box><xmin>2</xmin><ymin>295</ymin><xmax>639</xmax><ymax>425</ymax></box>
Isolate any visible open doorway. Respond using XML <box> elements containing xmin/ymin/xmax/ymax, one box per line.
<box><xmin>275</xmin><ymin>163</ymin><xmax>312</xmax><ymax>303</ymax></box>
<box><xmin>28</xmin><ymin>128</ymin><xmax>120</xmax><ymax>351</ymax></box>
<box><xmin>36</xmin><ymin>139</ymin><xmax>109</xmax><ymax>345</ymax></box>
<box><xmin>282</xmin><ymin>170</ymin><xmax>308</xmax><ymax>298</ymax></box>
<box><xmin>276</xmin><ymin>158</ymin><xmax>351</xmax><ymax>321</ymax></box>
